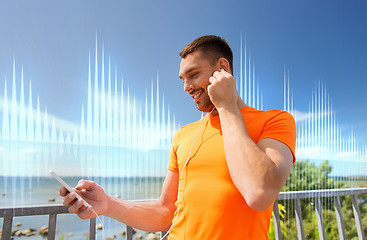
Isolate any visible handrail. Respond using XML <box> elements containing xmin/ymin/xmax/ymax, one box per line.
<box><xmin>0</xmin><ymin>205</ymin><xmax>69</xmax><ymax>217</ymax></box>
<box><xmin>277</xmin><ymin>187</ymin><xmax>367</xmax><ymax>200</ymax></box>
<box><xmin>0</xmin><ymin>204</ymin><xmax>167</xmax><ymax>240</ymax></box>
<box><xmin>272</xmin><ymin>188</ymin><xmax>367</xmax><ymax>240</ymax></box>
<box><xmin>1</xmin><ymin>188</ymin><xmax>366</xmax><ymax>240</ymax></box>
<box><xmin>0</xmin><ymin>205</ymin><xmax>96</xmax><ymax>240</ymax></box>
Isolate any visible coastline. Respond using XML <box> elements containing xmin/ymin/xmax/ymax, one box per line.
<box><xmin>0</xmin><ymin>176</ymin><xmax>165</xmax><ymax>239</ymax></box>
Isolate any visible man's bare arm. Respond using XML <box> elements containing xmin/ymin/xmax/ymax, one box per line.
<box><xmin>208</xmin><ymin>65</ymin><xmax>293</xmax><ymax>211</ymax></box>
<box><xmin>61</xmin><ymin>170</ymin><xmax>178</xmax><ymax>232</ymax></box>
<box><xmin>217</xmin><ymin>106</ymin><xmax>293</xmax><ymax>211</ymax></box>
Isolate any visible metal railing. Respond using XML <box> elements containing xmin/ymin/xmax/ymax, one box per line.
<box><xmin>0</xmin><ymin>205</ymin><xmax>167</xmax><ymax>240</ymax></box>
<box><xmin>273</xmin><ymin>188</ymin><xmax>367</xmax><ymax>240</ymax></box>
<box><xmin>0</xmin><ymin>205</ymin><xmax>95</xmax><ymax>240</ymax></box>
<box><xmin>1</xmin><ymin>188</ymin><xmax>366</xmax><ymax>240</ymax></box>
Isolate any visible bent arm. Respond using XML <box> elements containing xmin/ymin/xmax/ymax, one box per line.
<box><xmin>218</xmin><ymin>107</ymin><xmax>293</xmax><ymax>211</ymax></box>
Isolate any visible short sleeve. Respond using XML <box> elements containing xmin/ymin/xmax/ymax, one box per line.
<box><xmin>167</xmin><ymin>129</ymin><xmax>181</xmax><ymax>172</ymax></box>
<box><xmin>259</xmin><ymin>111</ymin><xmax>297</xmax><ymax>163</ymax></box>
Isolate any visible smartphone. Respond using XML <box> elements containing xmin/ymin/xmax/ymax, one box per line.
<box><xmin>49</xmin><ymin>170</ymin><xmax>89</xmax><ymax>207</ymax></box>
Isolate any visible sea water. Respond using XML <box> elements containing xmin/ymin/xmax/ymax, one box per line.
<box><xmin>0</xmin><ymin>176</ymin><xmax>165</xmax><ymax>239</ymax></box>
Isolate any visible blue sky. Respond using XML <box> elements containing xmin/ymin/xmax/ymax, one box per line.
<box><xmin>0</xmin><ymin>0</ymin><xmax>366</xmax><ymax>146</ymax></box>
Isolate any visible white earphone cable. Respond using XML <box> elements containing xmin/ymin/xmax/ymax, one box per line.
<box><xmin>92</xmin><ymin>209</ymin><xmax>106</xmax><ymax>240</ymax></box>
<box><xmin>160</xmin><ymin>107</ymin><xmax>215</xmax><ymax>239</ymax></box>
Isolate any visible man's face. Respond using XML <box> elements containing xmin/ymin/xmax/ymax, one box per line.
<box><xmin>179</xmin><ymin>51</ymin><xmax>218</xmax><ymax>113</ymax></box>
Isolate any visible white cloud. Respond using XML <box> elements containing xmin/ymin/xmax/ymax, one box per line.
<box><xmin>296</xmin><ymin>145</ymin><xmax>366</xmax><ymax>163</ymax></box>
<box><xmin>0</xmin><ymin>96</ymin><xmax>80</xmax><ymax>134</ymax></box>
<box><xmin>292</xmin><ymin>109</ymin><xmax>333</xmax><ymax>123</ymax></box>
<box><xmin>292</xmin><ymin>109</ymin><xmax>312</xmax><ymax>123</ymax></box>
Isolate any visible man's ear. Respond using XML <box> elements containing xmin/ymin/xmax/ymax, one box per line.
<box><xmin>217</xmin><ymin>58</ymin><xmax>231</xmax><ymax>73</ymax></box>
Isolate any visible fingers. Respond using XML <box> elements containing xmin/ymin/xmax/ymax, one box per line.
<box><xmin>63</xmin><ymin>193</ymin><xmax>92</xmax><ymax>217</ymax></box>
<box><xmin>210</xmin><ymin>70</ymin><xmax>229</xmax><ymax>84</ymax></box>
<box><xmin>210</xmin><ymin>71</ymin><xmax>220</xmax><ymax>83</ymax></box>
<box><xmin>212</xmin><ymin>70</ymin><xmax>222</xmax><ymax>79</ymax></box>
<box><xmin>59</xmin><ymin>186</ymin><xmax>69</xmax><ymax>197</ymax></box>
<box><xmin>208</xmin><ymin>76</ymin><xmax>216</xmax><ymax>85</ymax></box>
<box><xmin>59</xmin><ymin>180</ymin><xmax>93</xmax><ymax>197</ymax></box>
<box><xmin>59</xmin><ymin>180</ymin><xmax>101</xmax><ymax>220</ymax></box>
<box><xmin>62</xmin><ymin>192</ymin><xmax>77</xmax><ymax>206</ymax></box>
<box><xmin>68</xmin><ymin>200</ymin><xmax>95</xmax><ymax>219</ymax></box>
<box><xmin>77</xmin><ymin>205</ymin><xmax>95</xmax><ymax>219</ymax></box>
<box><xmin>208</xmin><ymin>69</ymin><xmax>237</xmax><ymax>109</ymax></box>
<box><xmin>75</xmin><ymin>180</ymin><xmax>95</xmax><ymax>191</ymax></box>
<box><xmin>68</xmin><ymin>198</ymin><xmax>85</xmax><ymax>213</ymax></box>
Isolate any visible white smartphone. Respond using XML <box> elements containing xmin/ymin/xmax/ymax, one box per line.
<box><xmin>49</xmin><ymin>170</ymin><xmax>89</xmax><ymax>207</ymax></box>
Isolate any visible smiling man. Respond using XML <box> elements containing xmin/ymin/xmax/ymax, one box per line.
<box><xmin>60</xmin><ymin>35</ymin><xmax>296</xmax><ymax>239</ymax></box>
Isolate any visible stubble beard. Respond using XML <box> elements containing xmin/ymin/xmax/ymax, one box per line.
<box><xmin>195</xmin><ymin>92</ymin><xmax>215</xmax><ymax>113</ymax></box>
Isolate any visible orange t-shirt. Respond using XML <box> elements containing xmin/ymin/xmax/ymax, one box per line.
<box><xmin>167</xmin><ymin>106</ymin><xmax>296</xmax><ymax>240</ymax></box>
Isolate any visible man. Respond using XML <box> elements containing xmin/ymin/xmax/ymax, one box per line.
<box><xmin>60</xmin><ymin>35</ymin><xmax>296</xmax><ymax>239</ymax></box>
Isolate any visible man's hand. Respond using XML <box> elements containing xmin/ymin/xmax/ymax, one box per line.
<box><xmin>208</xmin><ymin>69</ymin><xmax>238</xmax><ymax>110</ymax></box>
<box><xmin>60</xmin><ymin>180</ymin><xmax>108</xmax><ymax>219</ymax></box>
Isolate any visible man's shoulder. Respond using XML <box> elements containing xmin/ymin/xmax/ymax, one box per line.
<box><xmin>173</xmin><ymin>118</ymin><xmax>203</xmax><ymax>138</ymax></box>
<box><xmin>241</xmin><ymin>106</ymin><xmax>294</xmax><ymax>121</ymax></box>
<box><xmin>179</xmin><ymin>119</ymin><xmax>203</xmax><ymax>131</ymax></box>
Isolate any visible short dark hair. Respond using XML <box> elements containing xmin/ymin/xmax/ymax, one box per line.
<box><xmin>179</xmin><ymin>35</ymin><xmax>233</xmax><ymax>73</ymax></box>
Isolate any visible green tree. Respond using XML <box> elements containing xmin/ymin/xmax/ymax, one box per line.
<box><xmin>283</xmin><ymin>160</ymin><xmax>342</xmax><ymax>192</ymax></box>
<box><xmin>269</xmin><ymin>160</ymin><xmax>366</xmax><ymax>239</ymax></box>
